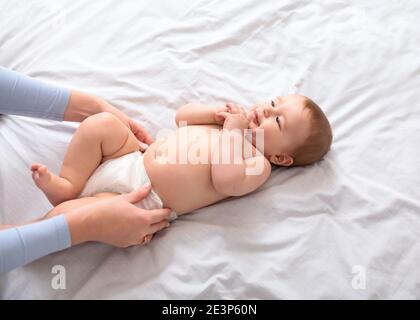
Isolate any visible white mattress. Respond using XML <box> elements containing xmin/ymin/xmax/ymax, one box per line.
<box><xmin>1</xmin><ymin>0</ymin><xmax>420</xmax><ymax>299</ymax></box>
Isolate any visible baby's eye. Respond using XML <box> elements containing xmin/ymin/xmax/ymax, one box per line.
<box><xmin>271</xmin><ymin>100</ymin><xmax>275</xmax><ymax>107</ymax></box>
<box><xmin>276</xmin><ymin>116</ymin><xmax>281</xmax><ymax>130</ymax></box>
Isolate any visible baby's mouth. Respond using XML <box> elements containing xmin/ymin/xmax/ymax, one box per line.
<box><xmin>254</xmin><ymin>110</ymin><xmax>260</xmax><ymax>126</ymax></box>
<box><xmin>249</xmin><ymin>110</ymin><xmax>259</xmax><ymax>127</ymax></box>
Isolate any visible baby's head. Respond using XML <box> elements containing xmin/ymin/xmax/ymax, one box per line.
<box><xmin>247</xmin><ymin>94</ymin><xmax>332</xmax><ymax>166</ymax></box>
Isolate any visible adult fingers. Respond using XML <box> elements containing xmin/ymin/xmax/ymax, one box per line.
<box><xmin>147</xmin><ymin>208</ymin><xmax>172</xmax><ymax>224</ymax></box>
<box><xmin>148</xmin><ymin>219</ymin><xmax>170</xmax><ymax>234</ymax></box>
<box><xmin>144</xmin><ymin>234</ymin><xmax>153</xmax><ymax>244</ymax></box>
<box><xmin>140</xmin><ymin>234</ymin><xmax>153</xmax><ymax>245</ymax></box>
<box><xmin>136</xmin><ymin>130</ymin><xmax>154</xmax><ymax>145</ymax></box>
<box><xmin>130</xmin><ymin>120</ymin><xmax>154</xmax><ymax>145</ymax></box>
<box><xmin>122</xmin><ymin>183</ymin><xmax>152</xmax><ymax>204</ymax></box>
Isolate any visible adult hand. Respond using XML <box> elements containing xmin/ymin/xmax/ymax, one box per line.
<box><xmin>64</xmin><ymin>90</ymin><xmax>154</xmax><ymax>148</ymax></box>
<box><xmin>127</xmin><ymin>117</ymin><xmax>154</xmax><ymax>151</ymax></box>
<box><xmin>66</xmin><ymin>184</ymin><xmax>172</xmax><ymax>248</ymax></box>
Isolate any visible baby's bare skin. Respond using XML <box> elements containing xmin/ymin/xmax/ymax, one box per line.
<box><xmin>31</xmin><ymin>112</ymin><xmax>140</xmax><ymax>206</ymax></box>
<box><xmin>32</xmin><ymin>95</ymin><xmax>312</xmax><ymax>218</ymax></box>
<box><xmin>33</xmin><ymin>121</ymin><xmax>265</xmax><ymax>216</ymax></box>
<box><xmin>145</xmin><ymin>125</ymin><xmax>229</xmax><ymax>214</ymax></box>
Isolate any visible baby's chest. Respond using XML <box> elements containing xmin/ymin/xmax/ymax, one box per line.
<box><xmin>156</xmin><ymin>126</ymin><xmax>222</xmax><ymax>164</ymax></box>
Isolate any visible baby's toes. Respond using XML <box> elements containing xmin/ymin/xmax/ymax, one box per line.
<box><xmin>31</xmin><ymin>163</ymin><xmax>49</xmax><ymax>176</ymax></box>
<box><xmin>31</xmin><ymin>163</ymin><xmax>43</xmax><ymax>172</ymax></box>
<box><xmin>37</xmin><ymin>165</ymin><xmax>49</xmax><ymax>176</ymax></box>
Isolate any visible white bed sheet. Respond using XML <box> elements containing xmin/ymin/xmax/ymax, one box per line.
<box><xmin>1</xmin><ymin>0</ymin><xmax>420</xmax><ymax>299</ymax></box>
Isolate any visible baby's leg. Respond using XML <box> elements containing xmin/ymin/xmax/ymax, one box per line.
<box><xmin>32</xmin><ymin>112</ymin><xmax>139</xmax><ymax>205</ymax></box>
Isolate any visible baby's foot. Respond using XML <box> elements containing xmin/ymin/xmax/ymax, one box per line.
<box><xmin>31</xmin><ymin>163</ymin><xmax>75</xmax><ymax>206</ymax></box>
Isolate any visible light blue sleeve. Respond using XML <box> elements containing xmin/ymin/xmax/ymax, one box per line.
<box><xmin>0</xmin><ymin>67</ymin><xmax>71</xmax><ymax>121</ymax></box>
<box><xmin>0</xmin><ymin>215</ymin><xmax>71</xmax><ymax>275</ymax></box>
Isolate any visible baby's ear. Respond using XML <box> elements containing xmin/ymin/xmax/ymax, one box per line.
<box><xmin>269</xmin><ymin>154</ymin><xmax>294</xmax><ymax>166</ymax></box>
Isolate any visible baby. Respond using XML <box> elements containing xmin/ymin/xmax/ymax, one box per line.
<box><xmin>32</xmin><ymin>94</ymin><xmax>332</xmax><ymax>220</ymax></box>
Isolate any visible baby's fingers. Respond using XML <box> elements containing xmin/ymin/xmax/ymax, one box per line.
<box><xmin>226</xmin><ymin>102</ymin><xmax>246</xmax><ymax>116</ymax></box>
<box><xmin>215</xmin><ymin>111</ymin><xmax>230</xmax><ymax>124</ymax></box>
<box><xmin>139</xmin><ymin>141</ymin><xmax>149</xmax><ymax>152</ymax></box>
<box><xmin>225</xmin><ymin>102</ymin><xmax>234</xmax><ymax>111</ymax></box>
<box><xmin>216</xmin><ymin>111</ymin><xmax>231</xmax><ymax>119</ymax></box>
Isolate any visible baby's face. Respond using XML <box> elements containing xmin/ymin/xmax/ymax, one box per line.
<box><xmin>246</xmin><ymin>94</ymin><xmax>311</xmax><ymax>164</ymax></box>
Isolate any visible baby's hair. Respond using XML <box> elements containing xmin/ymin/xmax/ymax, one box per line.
<box><xmin>291</xmin><ymin>97</ymin><xmax>333</xmax><ymax>166</ymax></box>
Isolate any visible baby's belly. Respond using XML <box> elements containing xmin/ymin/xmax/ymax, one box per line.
<box><xmin>143</xmin><ymin>126</ymin><xmax>227</xmax><ymax>214</ymax></box>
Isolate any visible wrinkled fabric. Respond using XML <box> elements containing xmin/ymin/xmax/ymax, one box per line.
<box><xmin>1</xmin><ymin>0</ymin><xmax>420</xmax><ymax>299</ymax></box>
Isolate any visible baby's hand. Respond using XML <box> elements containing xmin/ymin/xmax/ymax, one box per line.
<box><xmin>139</xmin><ymin>141</ymin><xmax>149</xmax><ymax>152</ymax></box>
<box><xmin>220</xmin><ymin>113</ymin><xmax>250</xmax><ymax>131</ymax></box>
<box><xmin>225</xmin><ymin>102</ymin><xmax>247</xmax><ymax>117</ymax></box>
<box><xmin>214</xmin><ymin>102</ymin><xmax>247</xmax><ymax>125</ymax></box>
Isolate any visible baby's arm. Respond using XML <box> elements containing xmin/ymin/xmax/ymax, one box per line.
<box><xmin>175</xmin><ymin>102</ymin><xmax>245</xmax><ymax>127</ymax></box>
<box><xmin>175</xmin><ymin>103</ymin><xmax>222</xmax><ymax>127</ymax></box>
<box><xmin>211</xmin><ymin>115</ymin><xmax>271</xmax><ymax>197</ymax></box>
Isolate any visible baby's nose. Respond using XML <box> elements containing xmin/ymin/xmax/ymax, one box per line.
<box><xmin>263</xmin><ymin>105</ymin><xmax>271</xmax><ymax>117</ymax></box>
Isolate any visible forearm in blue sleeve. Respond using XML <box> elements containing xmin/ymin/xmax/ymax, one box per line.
<box><xmin>0</xmin><ymin>67</ymin><xmax>71</xmax><ymax>121</ymax></box>
<box><xmin>0</xmin><ymin>215</ymin><xmax>71</xmax><ymax>275</ymax></box>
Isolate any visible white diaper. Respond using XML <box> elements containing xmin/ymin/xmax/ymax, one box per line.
<box><xmin>80</xmin><ymin>151</ymin><xmax>177</xmax><ymax>220</ymax></box>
